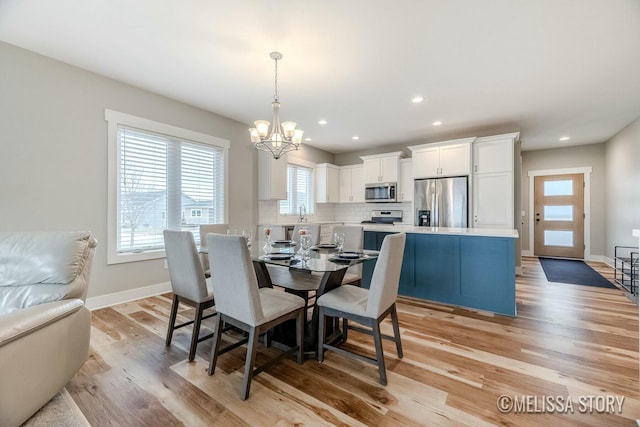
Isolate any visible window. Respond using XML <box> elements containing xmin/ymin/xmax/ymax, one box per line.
<box><xmin>279</xmin><ymin>163</ymin><xmax>315</xmax><ymax>215</ymax></box>
<box><xmin>106</xmin><ymin>110</ymin><xmax>229</xmax><ymax>264</ymax></box>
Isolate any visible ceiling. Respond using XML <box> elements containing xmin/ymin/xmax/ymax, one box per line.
<box><xmin>1</xmin><ymin>0</ymin><xmax>640</xmax><ymax>153</ymax></box>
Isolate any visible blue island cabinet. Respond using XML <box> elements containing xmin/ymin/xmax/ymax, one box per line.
<box><xmin>363</xmin><ymin>231</ymin><xmax>516</xmax><ymax>316</ymax></box>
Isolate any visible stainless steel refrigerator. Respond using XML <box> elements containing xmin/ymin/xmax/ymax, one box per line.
<box><xmin>414</xmin><ymin>176</ymin><xmax>468</xmax><ymax>227</ymax></box>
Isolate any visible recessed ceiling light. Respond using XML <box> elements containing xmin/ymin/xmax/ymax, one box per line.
<box><xmin>559</xmin><ymin>136</ymin><xmax>570</xmax><ymax>141</ymax></box>
<box><xmin>412</xmin><ymin>96</ymin><xmax>424</xmax><ymax>103</ymax></box>
<box><xmin>433</xmin><ymin>121</ymin><xmax>443</xmax><ymax>126</ymax></box>
<box><xmin>304</xmin><ymin>137</ymin><xmax>311</xmax><ymax>142</ymax></box>
<box><xmin>352</xmin><ymin>136</ymin><xmax>360</xmax><ymax>140</ymax></box>
<box><xmin>318</xmin><ymin>119</ymin><xmax>327</xmax><ymax>125</ymax></box>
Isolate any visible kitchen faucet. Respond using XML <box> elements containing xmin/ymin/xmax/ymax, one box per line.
<box><xmin>298</xmin><ymin>204</ymin><xmax>307</xmax><ymax>222</ymax></box>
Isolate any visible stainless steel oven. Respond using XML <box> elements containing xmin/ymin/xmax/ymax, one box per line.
<box><xmin>365</xmin><ymin>182</ymin><xmax>397</xmax><ymax>203</ymax></box>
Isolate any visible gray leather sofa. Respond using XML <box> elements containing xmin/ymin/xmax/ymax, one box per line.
<box><xmin>0</xmin><ymin>231</ymin><xmax>97</xmax><ymax>427</ymax></box>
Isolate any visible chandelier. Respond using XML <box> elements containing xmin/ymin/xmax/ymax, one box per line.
<box><xmin>249</xmin><ymin>52</ymin><xmax>303</xmax><ymax>160</ymax></box>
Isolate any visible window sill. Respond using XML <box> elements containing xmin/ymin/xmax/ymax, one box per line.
<box><xmin>107</xmin><ymin>248</ymin><xmax>166</xmax><ymax>265</ymax></box>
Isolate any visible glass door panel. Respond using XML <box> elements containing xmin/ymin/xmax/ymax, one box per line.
<box><xmin>543</xmin><ymin>230</ymin><xmax>574</xmax><ymax>247</ymax></box>
<box><xmin>543</xmin><ymin>205</ymin><xmax>573</xmax><ymax>221</ymax></box>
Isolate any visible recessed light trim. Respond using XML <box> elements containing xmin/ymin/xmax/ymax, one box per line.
<box><xmin>304</xmin><ymin>137</ymin><xmax>311</xmax><ymax>142</ymax></box>
<box><xmin>412</xmin><ymin>96</ymin><xmax>424</xmax><ymax>103</ymax></box>
<box><xmin>352</xmin><ymin>136</ymin><xmax>359</xmax><ymax>140</ymax></box>
<box><xmin>318</xmin><ymin>119</ymin><xmax>327</xmax><ymax>125</ymax></box>
<box><xmin>559</xmin><ymin>136</ymin><xmax>570</xmax><ymax>141</ymax></box>
<box><xmin>433</xmin><ymin>121</ymin><xmax>443</xmax><ymax>126</ymax></box>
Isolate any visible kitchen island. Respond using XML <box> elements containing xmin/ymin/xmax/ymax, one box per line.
<box><xmin>361</xmin><ymin>225</ymin><xmax>519</xmax><ymax>316</ymax></box>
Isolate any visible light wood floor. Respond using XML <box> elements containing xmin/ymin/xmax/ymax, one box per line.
<box><xmin>68</xmin><ymin>257</ymin><xmax>640</xmax><ymax>426</ymax></box>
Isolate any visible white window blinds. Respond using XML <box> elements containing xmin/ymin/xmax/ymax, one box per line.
<box><xmin>279</xmin><ymin>164</ymin><xmax>314</xmax><ymax>215</ymax></box>
<box><xmin>117</xmin><ymin>126</ymin><xmax>225</xmax><ymax>253</ymax></box>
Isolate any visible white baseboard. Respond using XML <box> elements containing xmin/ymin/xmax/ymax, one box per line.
<box><xmin>86</xmin><ymin>281</ymin><xmax>171</xmax><ymax>311</ymax></box>
<box><xmin>603</xmin><ymin>256</ymin><xmax>615</xmax><ymax>267</ymax></box>
<box><xmin>585</xmin><ymin>254</ymin><xmax>605</xmax><ymax>263</ymax></box>
<box><xmin>515</xmin><ymin>266</ymin><xmax>523</xmax><ymax>276</ymax></box>
<box><xmin>522</xmin><ymin>250</ymin><xmax>532</xmax><ymax>257</ymax></box>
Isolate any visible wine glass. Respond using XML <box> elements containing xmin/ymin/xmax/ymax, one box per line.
<box><xmin>334</xmin><ymin>232</ymin><xmax>345</xmax><ymax>253</ymax></box>
<box><xmin>300</xmin><ymin>234</ymin><xmax>312</xmax><ymax>262</ymax></box>
<box><xmin>242</xmin><ymin>229</ymin><xmax>252</xmax><ymax>247</ymax></box>
<box><xmin>263</xmin><ymin>226</ymin><xmax>272</xmax><ymax>254</ymax></box>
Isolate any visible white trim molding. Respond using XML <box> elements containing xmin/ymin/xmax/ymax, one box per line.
<box><xmin>527</xmin><ymin>167</ymin><xmax>593</xmax><ymax>260</ymax></box>
<box><xmin>105</xmin><ymin>109</ymin><xmax>230</xmax><ymax>265</ymax></box>
<box><xmin>86</xmin><ymin>281</ymin><xmax>172</xmax><ymax>311</ymax></box>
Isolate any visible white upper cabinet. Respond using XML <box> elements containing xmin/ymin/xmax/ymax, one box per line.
<box><xmin>398</xmin><ymin>158</ymin><xmax>413</xmax><ymax>202</ymax></box>
<box><xmin>338</xmin><ymin>165</ymin><xmax>364</xmax><ymax>203</ymax></box>
<box><xmin>473</xmin><ymin>135</ymin><xmax>514</xmax><ymax>174</ymax></box>
<box><xmin>361</xmin><ymin>152</ymin><xmax>402</xmax><ymax>184</ymax></box>
<box><xmin>316</xmin><ymin>163</ymin><xmax>340</xmax><ymax>203</ymax></box>
<box><xmin>408</xmin><ymin>138</ymin><xmax>473</xmax><ymax>178</ymax></box>
<box><xmin>258</xmin><ymin>151</ymin><xmax>287</xmax><ymax>200</ymax></box>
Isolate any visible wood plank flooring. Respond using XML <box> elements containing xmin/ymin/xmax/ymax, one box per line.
<box><xmin>67</xmin><ymin>257</ymin><xmax>640</xmax><ymax>426</ymax></box>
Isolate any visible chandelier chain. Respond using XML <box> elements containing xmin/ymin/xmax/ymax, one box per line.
<box><xmin>273</xmin><ymin>56</ymin><xmax>279</xmax><ymax>102</ymax></box>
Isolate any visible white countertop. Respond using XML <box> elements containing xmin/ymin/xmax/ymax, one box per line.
<box><xmin>361</xmin><ymin>224</ymin><xmax>519</xmax><ymax>238</ymax></box>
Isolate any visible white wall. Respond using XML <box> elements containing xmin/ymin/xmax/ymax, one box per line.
<box><xmin>0</xmin><ymin>41</ymin><xmax>255</xmax><ymax>299</ymax></box>
<box><xmin>605</xmin><ymin>117</ymin><xmax>640</xmax><ymax>259</ymax></box>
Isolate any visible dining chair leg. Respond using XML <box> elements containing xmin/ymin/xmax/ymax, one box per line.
<box><xmin>342</xmin><ymin>318</ymin><xmax>349</xmax><ymax>342</ymax></box>
<box><xmin>188</xmin><ymin>303</ymin><xmax>204</xmax><ymax>361</ymax></box>
<box><xmin>241</xmin><ymin>327</ymin><xmax>259</xmax><ymax>400</ymax></box>
<box><xmin>296</xmin><ymin>309</ymin><xmax>304</xmax><ymax>364</ymax></box>
<box><xmin>317</xmin><ymin>307</ymin><xmax>326</xmax><ymax>362</ymax></box>
<box><xmin>166</xmin><ymin>294</ymin><xmax>180</xmax><ymax>346</ymax></box>
<box><xmin>372</xmin><ymin>321</ymin><xmax>387</xmax><ymax>386</ymax></box>
<box><xmin>208</xmin><ymin>314</ymin><xmax>223</xmax><ymax>376</ymax></box>
<box><xmin>390</xmin><ymin>304</ymin><xmax>403</xmax><ymax>358</ymax></box>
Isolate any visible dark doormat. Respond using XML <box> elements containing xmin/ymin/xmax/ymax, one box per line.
<box><xmin>538</xmin><ymin>257</ymin><xmax>617</xmax><ymax>289</ymax></box>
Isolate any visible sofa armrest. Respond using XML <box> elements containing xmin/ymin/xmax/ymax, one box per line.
<box><xmin>0</xmin><ymin>299</ymin><xmax>84</xmax><ymax>347</ymax></box>
<box><xmin>0</xmin><ymin>299</ymin><xmax>90</xmax><ymax>426</ymax></box>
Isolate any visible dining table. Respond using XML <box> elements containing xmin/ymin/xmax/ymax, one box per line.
<box><xmin>201</xmin><ymin>239</ymin><xmax>379</xmax><ymax>357</ymax></box>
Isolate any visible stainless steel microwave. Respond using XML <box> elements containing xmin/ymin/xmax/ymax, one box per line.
<box><xmin>365</xmin><ymin>182</ymin><xmax>397</xmax><ymax>203</ymax></box>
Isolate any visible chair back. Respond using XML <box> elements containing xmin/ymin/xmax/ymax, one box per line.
<box><xmin>199</xmin><ymin>224</ymin><xmax>229</xmax><ymax>271</ymax></box>
<box><xmin>163</xmin><ymin>230</ymin><xmax>209</xmax><ymax>302</ymax></box>
<box><xmin>333</xmin><ymin>225</ymin><xmax>364</xmax><ymax>279</ymax></box>
<box><xmin>199</xmin><ymin>224</ymin><xmax>229</xmax><ymax>246</ymax></box>
<box><xmin>292</xmin><ymin>224</ymin><xmax>320</xmax><ymax>246</ymax></box>
<box><xmin>207</xmin><ymin>234</ymin><xmax>264</xmax><ymax>326</ymax></box>
<box><xmin>366</xmin><ymin>233</ymin><xmax>406</xmax><ymax>317</ymax></box>
<box><xmin>332</xmin><ymin>225</ymin><xmax>363</xmax><ymax>251</ymax></box>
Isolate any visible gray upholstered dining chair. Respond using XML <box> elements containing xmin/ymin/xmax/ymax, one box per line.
<box><xmin>207</xmin><ymin>233</ymin><xmax>305</xmax><ymax>400</ymax></box>
<box><xmin>317</xmin><ymin>232</ymin><xmax>406</xmax><ymax>385</ymax></box>
<box><xmin>164</xmin><ymin>230</ymin><xmax>216</xmax><ymax>361</ymax></box>
<box><xmin>332</xmin><ymin>225</ymin><xmax>364</xmax><ymax>285</ymax></box>
<box><xmin>199</xmin><ymin>223</ymin><xmax>229</xmax><ymax>276</ymax></box>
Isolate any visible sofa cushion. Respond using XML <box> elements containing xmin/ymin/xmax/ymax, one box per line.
<box><xmin>0</xmin><ymin>231</ymin><xmax>94</xmax><ymax>286</ymax></box>
<box><xmin>0</xmin><ymin>284</ymin><xmax>78</xmax><ymax>315</ymax></box>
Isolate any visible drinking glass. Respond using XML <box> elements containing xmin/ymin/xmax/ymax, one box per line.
<box><xmin>334</xmin><ymin>232</ymin><xmax>345</xmax><ymax>253</ymax></box>
<box><xmin>242</xmin><ymin>229</ymin><xmax>252</xmax><ymax>247</ymax></box>
<box><xmin>263</xmin><ymin>226</ymin><xmax>272</xmax><ymax>254</ymax></box>
<box><xmin>300</xmin><ymin>234</ymin><xmax>312</xmax><ymax>261</ymax></box>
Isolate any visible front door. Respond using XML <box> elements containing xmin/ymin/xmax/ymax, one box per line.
<box><xmin>534</xmin><ymin>173</ymin><xmax>584</xmax><ymax>259</ymax></box>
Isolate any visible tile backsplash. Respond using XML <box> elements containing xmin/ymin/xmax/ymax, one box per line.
<box><xmin>258</xmin><ymin>200</ymin><xmax>413</xmax><ymax>225</ymax></box>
